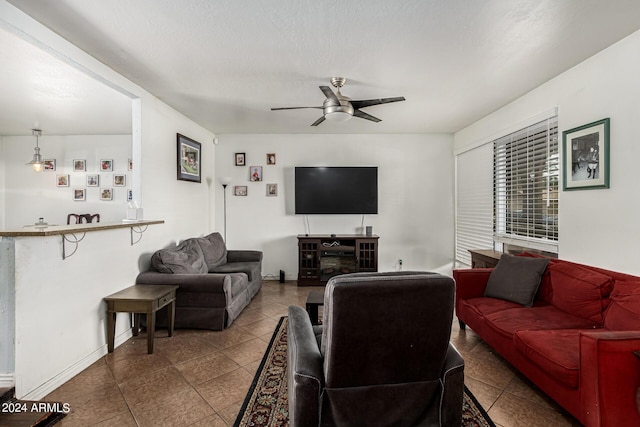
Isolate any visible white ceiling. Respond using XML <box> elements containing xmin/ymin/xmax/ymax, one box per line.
<box><xmin>4</xmin><ymin>0</ymin><xmax>640</xmax><ymax>135</ymax></box>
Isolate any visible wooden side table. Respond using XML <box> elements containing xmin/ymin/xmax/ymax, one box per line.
<box><xmin>104</xmin><ymin>284</ymin><xmax>178</xmax><ymax>354</ymax></box>
<box><xmin>305</xmin><ymin>290</ymin><xmax>324</xmax><ymax>325</ymax></box>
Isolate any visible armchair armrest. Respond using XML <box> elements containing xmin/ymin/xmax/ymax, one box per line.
<box><xmin>441</xmin><ymin>344</ymin><xmax>465</xmax><ymax>427</ymax></box>
<box><xmin>227</xmin><ymin>250</ymin><xmax>263</xmax><ymax>263</ymax></box>
<box><xmin>579</xmin><ymin>330</ymin><xmax>640</xmax><ymax>427</ymax></box>
<box><xmin>452</xmin><ymin>268</ymin><xmax>493</xmax><ymax>300</ymax></box>
<box><xmin>287</xmin><ymin>305</ymin><xmax>324</xmax><ymax>427</ymax></box>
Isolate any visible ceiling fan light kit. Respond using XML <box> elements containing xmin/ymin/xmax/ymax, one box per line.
<box><xmin>271</xmin><ymin>77</ymin><xmax>405</xmax><ymax>126</ymax></box>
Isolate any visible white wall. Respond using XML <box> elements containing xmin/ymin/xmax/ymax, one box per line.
<box><xmin>215</xmin><ymin>134</ymin><xmax>455</xmax><ymax>280</ymax></box>
<box><xmin>2</xmin><ymin>135</ymin><xmax>131</xmax><ymax>228</ymax></box>
<box><xmin>0</xmin><ymin>3</ymin><xmax>216</xmax><ymax>398</ymax></box>
<box><xmin>454</xmin><ymin>29</ymin><xmax>640</xmax><ymax>274</ymax></box>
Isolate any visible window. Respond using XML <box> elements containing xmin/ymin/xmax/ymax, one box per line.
<box><xmin>493</xmin><ymin>116</ymin><xmax>559</xmax><ymax>252</ymax></box>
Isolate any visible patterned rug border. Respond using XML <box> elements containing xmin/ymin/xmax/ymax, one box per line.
<box><xmin>235</xmin><ymin>316</ymin><xmax>495</xmax><ymax>427</ymax></box>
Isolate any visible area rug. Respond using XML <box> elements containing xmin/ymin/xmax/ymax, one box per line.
<box><xmin>235</xmin><ymin>316</ymin><xmax>495</xmax><ymax>427</ymax></box>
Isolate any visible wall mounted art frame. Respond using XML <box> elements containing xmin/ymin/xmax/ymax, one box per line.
<box><xmin>56</xmin><ymin>174</ymin><xmax>69</xmax><ymax>187</ymax></box>
<box><xmin>234</xmin><ymin>185</ymin><xmax>247</xmax><ymax>196</ymax></box>
<box><xmin>267</xmin><ymin>153</ymin><xmax>276</xmax><ymax>165</ymax></box>
<box><xmin>250</xmin><ymin>166</ymin><xmax>262</xmax><ymax>182</ymax></box>
<box><xmin>73</xmin><ymin>159</ymin><xmax>86</xmax><ymax>172</ymax></box>
<box><xmin>235</xmin><ymin>152</ymin><xmax>246</xmax><ymax>166</ymax></box>
<box><xmin>43</xmin><ymin>159</ymin><xmax>56</xmax><ymax>171</ymax></box>
<box><xmin>73</xmin><ymin>188</ymin><xmax>86</xmax><ymax>201</ymax></box>
<box><xmin>563</xmin><ymin>118</ymin><xmax>610</xmax><ymax>191</ymax></box>
<box><xmin>114</xmin><ymin>174</ymin><xmax>126</xmax><ymax>186</ymax></box>
<box><xmin>87</xmin><ymin>174</ymin><xmax>99</xmax><ymax>187</ymax></box>
<box><xmin>100</xmin><ymin>188</ymin><xmax>113</xmax><ymax>201</ymax></box>
<box><xmin>266</xmin><ymin>183</ymin><xmax>278</xmax><ymax>196</ymax></box>
<box><xmin>177</xmin><ymin>133</ymin><xmax>201</xmax><ymax>183</ymax></box>
<box><xmin>100</xmin><ymin>159</ymin><xmax>113</xmax><ymax>171</ymax></box>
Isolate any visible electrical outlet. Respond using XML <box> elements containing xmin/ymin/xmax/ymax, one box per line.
<box><xmin>398</xmin><ymin>259</ymin><xmax>403</xmax><ymax>271</ymax></box>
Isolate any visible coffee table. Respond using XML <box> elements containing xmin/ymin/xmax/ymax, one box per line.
<box><xmin>104</xmin><ymin>284</ymin><xmax>178</xmax><ymax>354</ymax></box>
<box><xmin>305</xmin><ymin>290</ymin><xmax>324</xmax><ymax>325</ymax></box>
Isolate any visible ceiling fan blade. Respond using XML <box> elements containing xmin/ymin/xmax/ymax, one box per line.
<box><xmin>311</xmin><ymin>116</ymin><xmax>326</xmax><ymax>126</ymax></box>
<box><xmin>271</xmin><ymin>106</ymin><xmax>322</xmax><ymax>110</ymax></box>
<box><xmin>350</xmin><ymin>96</ymin><xmax>406</xmax><ymax>109</ymax></box>
<box><xmin>319</xmin><ymin>86</ymin><xmax>340</xmax><ymax>103</ymax></box>
<box><xmin>353</xmin><ymin>109</ymin><xmax>382</xmax><ymax>123</ymax></box>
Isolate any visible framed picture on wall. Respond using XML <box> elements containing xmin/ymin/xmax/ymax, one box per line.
<box><xmin>73</xmin><ymin>188</ymin><xmax>86</xmax><ymax>201</ymax></box>
<box><xmin>73</xmin><ymin>159</ymin><xmax>86</xmax><ymax>172</ymax></box>
<box><xmin>43</xmin><ymin>159</ymin><xmax>56</xmax><ymax>171</ymax></box>
<box><xmin>114</xmin><ymin>174</ymin><xmax>126</xmax><ymax>186</ymax></box>
<box><xmin>235</xmin><ymin>152</ymin><xmax>246</xmax><ymax>166</ymax></box>
<box><xmin>56</xmin><ymin>174</ymin><xmax>69</xmax><ymax>187</ymax></box>
<box><xmin>250</xmin><ymin>166</ymin><xmax>262</xmax><ymax>182</ymax></box>
<box><xmin>177</xmin><ymin>133</ymin><xmax>201</xmax><ymax>183</ymax></box>
<box><xmin>267</xmin><ymin>153</ymin><xmax>276</xmax><ymax>165</ymax></box>
<box><xmin>87</xmin><ymin>174</ymin><xmax>99</xmax><ymax>187</ymax></box>
<box><xmin>266</xmin><ymin>183</ymin><xmax>278</xmax><ymax>196</ymax></box>
<box><xmin>234</xmin><ymin>185</ymin><xmax>247</xmax><ymax>196</ymax></box>
<box><xmin>100</xmin><ymin>159</ymin><xmax>113</xmax><ymax>171</ymax></box>
<box><xmin>563</xmin><ymin>118</ymin><xmax>610</xmax><ymax>190</ymax></box>
<box><xmin>100</xmin><ymin>188</ymin><xmax>113</xmax><ymax>201</ymax></box>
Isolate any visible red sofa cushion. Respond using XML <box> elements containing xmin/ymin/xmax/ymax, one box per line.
<box><xmin>604</xmin><ymin>281</ymin><xmax>640</xmax><ymax>330</ymax></box>
<box><xmin>485</xmin><ymin>305</ymin><xmax>598</xmax><ymax>340</ymax></box>
<box><xmin>514</xmin><ymin>329</ymin><xmax>581</xmax><ymax>389</ymax></box>
<box><xmin>461</xmin><ymin>297</ymin><xmax>524</xmax><ymax>319</ymax></box>
<box><xmin>548</xmin><ymin>262</ymin><xmax>613</xmax><ymax>325</ymax></box>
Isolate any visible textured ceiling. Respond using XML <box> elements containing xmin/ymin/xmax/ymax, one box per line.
<box><xmin>3</xmin><ymin>0</ymin><xmax>640</xmax><ymax>135</ymax></box>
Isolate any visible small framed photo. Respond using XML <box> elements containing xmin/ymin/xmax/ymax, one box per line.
<box><xmin>87</xmin><ymin>174</ymin><xmax>99</xmax><ymax>187</ymax></box>
<box><xmin>127</xmin><ymin>189</ymin><xmax>133</xmax><ymax>201</ymax></box>
<box><xmin>563</xmin><ymin>118</ymin><xmax>610</xmax><ymax>191</ymax></box>
<box><xmin>250</xmin><ymin>166</ymin><xmax>262</xmax><ymax>182</ymax></box>
<box><xmin>235</xmin><ymin>152</ymin><xmax>246</xmax><ymax>166</ymax></box>
<box><xmin>73</xmin><ymin>188</ymin><xmax>86</xmax><ymax>201</ymax></box>
<box><xmin>100</xmin><ymin>159</ymin><xmax>113</xmax><ymax>172</ymax></box>
<box><xmin>73</xmin><ymin>159</ymin><xmax>86</xmax><ymax>172</ymax></box>
<box><xmin>234</xmin><ymin>185</ymin><xmax>248</xmax><ymax>196</ymax></box>
<box><xmin>128</xmin><ymin>158</ymin><xmax>133</xmax><ymax>171</ymax></box>
<box><xmin>43</xmin><ymin>159</ymin><xmax>56</xmax><ymax>171</ymax></box>
<box><xmin>267</xmin><ymin>153</ymin><xmax>276</xmax><ymax>165</ymax></box>
<box><xmin>100</xmin><ymin>188</ymin><xmax>113</xmax><ymax>201</ymax></box>
<box><xmin>177</xmin><ymin>133</ymin><xmax>201</xmax><ymax>183</ymax></box>
<box><xmin>114</xmin><ymin>174</ymin><xmax>126</xmax><ymax>186</ymax></box>
<box><xmin>56</xmin><ymin>174</ymin><xmax>69</xmax><ymax>187</ymax></box>
<box><xmin>266</xmin><ymin>183</ymin><xmax>278</xmax><ymax>196</ymax></box>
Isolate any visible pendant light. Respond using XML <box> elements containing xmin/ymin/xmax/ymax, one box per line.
<box><xmin>26</xmin><ymin>129</ymin><xmax>44</xmax><ymax>172</ymax></box>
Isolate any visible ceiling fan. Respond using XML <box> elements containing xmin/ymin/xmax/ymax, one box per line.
<box><xmin>271</xmin><ymin>77</ymin><xmax>405</xmax><ymax>126</ymax></box>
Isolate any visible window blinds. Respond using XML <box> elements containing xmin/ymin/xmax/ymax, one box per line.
<box><xmin>493</xmin><ymin>116</ymin><xmax>559</xmax><ymax>252</ymax></box>
<box><xmin>455</xmin><ymin>143</ymin><xmax>494</xmax><ymax>267</ymax></box>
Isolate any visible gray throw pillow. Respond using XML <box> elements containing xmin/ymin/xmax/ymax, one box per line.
<box><xmin>151</xmin><ymin>239</ymin><xmax>208</xmax><ymax>274</ymax></box>
<box><xmin>196</xmin><ymin>232</ymin><xmax>228</xmax><ymax>270</ymax></box>
<box><xmin>484</xmin><ymin>254</ymin><xmax>549</xmax><ymax>307</ymax></box>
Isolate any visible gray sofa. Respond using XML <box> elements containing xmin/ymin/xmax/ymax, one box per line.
<box><xmin>136</xmin><ymin>232</ymin><xmax>262</xmax><ymax>330</ymax></box>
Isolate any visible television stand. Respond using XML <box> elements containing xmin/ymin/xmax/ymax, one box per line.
<box><xmin>297</xmin><ymin>234</ymin><xmax>379</xmax><ymax>286</ymax></box>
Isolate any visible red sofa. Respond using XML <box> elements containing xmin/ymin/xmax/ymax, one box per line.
<box><xmin>454</xmin><ymin>254</ymin><xmax>640</xmax><ymax>427</ymax></box>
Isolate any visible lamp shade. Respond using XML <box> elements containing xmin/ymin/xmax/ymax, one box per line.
<box><xmin>220</xmin><ymin>176</ymin><xmax>233</xmax><ymax>186</ymax></box>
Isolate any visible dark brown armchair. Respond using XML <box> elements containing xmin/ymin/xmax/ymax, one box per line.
<box><xmin>287</xmin><ymin>271</ymin><xmax>464</xmax><ymax>426</ymax></box>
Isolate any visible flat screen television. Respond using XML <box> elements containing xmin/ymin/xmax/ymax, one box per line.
<box><xmin>295</xmin><ymin>166</ymin><xmax>378</xmax><ymax>214</ymax></box>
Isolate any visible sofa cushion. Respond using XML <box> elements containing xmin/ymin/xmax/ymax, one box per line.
<box><xmin>151</xmin><ymin>239</ymin><xmax>208</xmax><ymax>274</ymax></box>
<box><xmin>210</xmin><ymin>261</ymin><xmax>260</xmax><ymax>282</ymax></box>
<box><xmin>484</xmin><ymin>254</ymin><xmax>549</xmax><ymax>306</ymax></box>
<box><xmin>514</xmin><ymin>329</ymin><xmax>581</xmax><ymax>389</ymax></box>
<box><xmin>549</xmin><ymin>262</ymin><xmax>613</xmax><ymax>325</ymax></box>
<box><xmin>196</xmin><ymin>232</ymin><xmax>228</xmax><ymax>270</ymax></box>
<box><xmin>604</xmin><ymin>281</ymin><xmax>640</xmax><ymax>331</ymax></box>
<box><xmin>461</xmin><ymin>297</ymin><xmax>525</xmax><ymax>319</ymax></box>
<box><xmin>484</xmin><ymin>305</ymin><xmax>598</xmax><ymax>341</ymax></box>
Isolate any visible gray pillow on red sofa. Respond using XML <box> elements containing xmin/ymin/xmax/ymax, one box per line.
<box><xmin>484</xmin><ymin>254</ymin><xmax>549</xmax><ymax>307</ymax></box>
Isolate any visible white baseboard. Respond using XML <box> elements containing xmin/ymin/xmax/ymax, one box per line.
<box><xmin>0</xmin><ymin>373</ymin><xmax>15</xmax><ymax>388</ymax></box>
<box><xmin>17</xmin><ymin>329</ymin><xmax>132</xmax><ymax>401</ymax></box>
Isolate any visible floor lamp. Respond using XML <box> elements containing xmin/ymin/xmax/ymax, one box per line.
<box><xmin>220</xmin><ymin>177</ymin><xmax>232</xmax><ymax>242</ymax></box>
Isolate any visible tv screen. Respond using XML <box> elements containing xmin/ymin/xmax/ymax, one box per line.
<box><xmin>295</xmin><ymin>166</ymin><xmax>378</xmax><ymax>214</ymax></box>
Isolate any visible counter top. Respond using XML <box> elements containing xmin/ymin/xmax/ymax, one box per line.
<box><xmin>0</xmin><ymin>220</ymin><xmax>164</xmax><ymax>237</ymax></box>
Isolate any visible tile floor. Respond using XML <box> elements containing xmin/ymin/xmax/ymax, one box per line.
<box><xmin>45</xmin><ymin>281</ymin><xmax>581</xmax><ymax>427</ymax></box>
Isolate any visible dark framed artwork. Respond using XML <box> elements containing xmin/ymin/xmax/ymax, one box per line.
<box><xmin>177</xmin><ymin>133</ymin><xmax>201</xmax><ymax>183</ymax></box>
<box><xmin>235</xmin><ymin>152</ymin><xmax>246</xmax><ymax>166</ymax></box>
<box><xmin>563</xmin><ymin>118</ymin><xmax>610</xmax><ymax>190</ymax></box>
